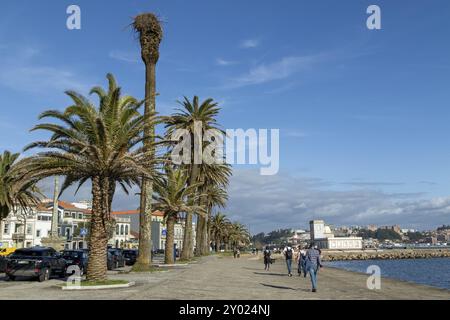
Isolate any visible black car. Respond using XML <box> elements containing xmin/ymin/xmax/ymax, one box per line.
<box><xmin>122</xmin><ymin>249</ymin><xmax>138</xmax><ymax>266</ymax></box>
<box><xmin>107</xmin><ymin>248</ymin><xmax>125</xmax><ymax>270</ymax></box>
<box><xmin>0</xmin><ymin>256</ymin><xmax>7</xmax><ymax>273</ymax></box>
<box><xmin>6</xmin><ymin>247</ymin><xmax>67</xmax><ymax>282</ymax></box>
<box><xmin>61</xmin><ymin>250</ymin><xmax>89</xmax><ymax>276</ymax></box>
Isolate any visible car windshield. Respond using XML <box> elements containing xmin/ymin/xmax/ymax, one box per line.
<box><xmin>11</xmin><ymin>250</ymin><xmax>45</xmax><ymax>257</ymax></box>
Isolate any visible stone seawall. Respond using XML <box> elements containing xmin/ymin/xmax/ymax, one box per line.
<box><xmin>322</xmin><ymin>249</ymin><xmax>450</xmax><ymax>261</ymax></box>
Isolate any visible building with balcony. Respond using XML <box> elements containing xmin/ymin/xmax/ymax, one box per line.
<box><xmin>0</xmin><ymin>201</ymin><xmax>133</xmax><ymax>250</ymax></box>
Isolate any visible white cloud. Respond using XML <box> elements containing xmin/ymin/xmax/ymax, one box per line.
<box><xmin>36</xmin><ymin>170</ymin><xmax>450</xmax><ymax>235</ymax></box>
<box><xmin>109</xmin><ymin>50</ymin><xmax>140</xmax><ymax>63</ymax></box>
<box><xmin>216</xmin><ymin>58</ymin><xmax>238</xmax><ymax>66</ymax></box>
<box><xmin>226</xmin><ymin>170</ymin><xmax>450</xmax><ymax>233</ymax></box>
<box><xmin>240</xmin><ymin>39</ymin><xmax>260</xmax><ymax>49</ymax></box>
<box><xmin>225</xmin><ymin>54</ymin><xmax>322</xmax><ymax>88</ymax></box>
<box><xmin>0</xmin><ymin>45</ymin><xmax>90</xmax><ymax>94</ymax></box>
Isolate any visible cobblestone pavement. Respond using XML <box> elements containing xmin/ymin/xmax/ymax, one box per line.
<box><xmin>0</xmin><ymin>254</ymin><xmax>448</xmax><ymax>300</ymax></box>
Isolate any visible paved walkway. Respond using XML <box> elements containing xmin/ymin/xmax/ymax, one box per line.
<box><xmin>0</xmin><ymin>254</ymin><xmax>448</xmax><ymax>299</ymax></box>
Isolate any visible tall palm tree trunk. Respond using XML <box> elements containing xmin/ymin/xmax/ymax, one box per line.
<box><xmin>195</xmin><ymin>215</ymin><xmax>203</xmax><ymax>257</ymax></box>
<box><xmin>201</xmin><ymin>214</ymin><xmax>209</xmax><ymax>255</ymax></box>
<box><xmin>86</xmin><ymin>176</ymin><xmax>109</xmax><ymax>281</ymax></box>
<box><xmin>181</xmin><ymin>164</ymin><xmax>199</xmax><ymax>260</ymax></box>
<box><xmin>215</xmin><ymin>236</ymin><xmax>221</xmax><ymax>252</ymax></box>
<box><xmin>0</xmin><ymin>217</ymin><xmax>3</xmax><ymax>247</ymax></box>
<box><xmin>137</xmin><ymin>63</ymin><xmax>155</xmax><ymax>266</ymax></box>
<box><xmin>133</xmin><ymin>13</ymin><xmax>162</xmax><ymax>266</ymax></box>
<box><xmin>164</xmin><ymin>215</ymin><xmax>176</xmax><ymax>264</ymax></box>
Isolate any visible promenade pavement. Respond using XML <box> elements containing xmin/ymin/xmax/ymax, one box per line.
<box><xmin>0</xmin><ymin>254</ymin><xmax>448</xmax><ymax>300</ymax></box>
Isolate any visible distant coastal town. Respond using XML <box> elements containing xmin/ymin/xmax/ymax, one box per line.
<box><xmin>251</xmin><ymin>220</ymin><xmax>450</xmax><ymax>250</ymax></box>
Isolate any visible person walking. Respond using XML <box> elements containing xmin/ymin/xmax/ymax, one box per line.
<box><xmin>263</xmin><ymin>246</ymin><xmax>272</xmax><ymax>271</ymax></box>
<box><xmin>295</xmin><ymin>246</ymin><xmax>306</xmax><ymax>277</ymax></box>
<box><xmin>283</xmin><ymin>245</ymin><xmax>294</xmax><ymax>277</ymax></box>
<box><xmin>305</xmin><ymin>242</ymin><xmax>323</xmax><ymax>292</ymax></box>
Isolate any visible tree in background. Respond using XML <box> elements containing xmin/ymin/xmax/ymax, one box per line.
<box><xmin>0</xmin><ymin>151</ymin><xmax>42</xmax><ymax>246</ymax></box>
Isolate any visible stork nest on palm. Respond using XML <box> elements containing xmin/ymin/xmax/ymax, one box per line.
<box><xmin>133</xmin><ymin>13</ymin><xmax>163</xmax><ymax>64</ymax></box>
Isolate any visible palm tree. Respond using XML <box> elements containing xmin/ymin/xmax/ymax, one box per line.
<box><xmin>210</xmin><ymin>213</ymin><xmax>230</xmax><ymax>252</ymax></box>
<box><xmin>133</xmin><ymin>13</ymin><xmax>163</xmax><ymax>267</ymax></box>
<box><xmin>228</xmin><ymin>222</ymin><xmax>250</xmax><ymax>250</ymax></box>
<box><xmin>153</xmin><ymin>166</ymin><xmax>204</xmax><ymax>264</ymax></box>
<box><xmin>23</xmin><ymin>74</ymin><xmax>156</xmax><ymax>281</ymax></box>
<box><xmin>198</xmin><ymin>163</ymin><xmax>231</xmax><ymax>255</ymax></box>
<box><xmin>0</xmin><ymin>151</ymin><xmax>42</xmax><ymax>244</ymax></box>
<box><xmin>164</xmin><ymin>96</ymin><xmax>222</xmax><ymax>259</ymax></box>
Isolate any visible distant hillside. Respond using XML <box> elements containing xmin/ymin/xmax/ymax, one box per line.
<box><xmin>251</xmin><ymin>229</ymin><xmax>294</xmax><ymax>247</ymax></box>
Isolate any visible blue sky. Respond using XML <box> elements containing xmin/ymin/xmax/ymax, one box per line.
<box><xmin>1</xmin><ymin>0</ymin><xmax>450</xmax><ymax>232</ymax></box>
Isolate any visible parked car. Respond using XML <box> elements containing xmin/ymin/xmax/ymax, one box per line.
<box><xmin>107</xmin><ymin>249</ymin><xmax>125</xmax><ymax>270</ymax></box>
<box><xmin>0</xmin><ymin>256</ymin><xmax>7</xmax><ymax>273</ymax></box>
<box><xmin>0</xmin><ymin>247</ymin><xmax>16</xmax><ymax>257</ymax></box>
<box><xmin>122</xmin><ymin>249</ymin><xmax>138</xmax><ymax>266</ymax></box>
<box><xmin>61</xmin><ymin>250</ymin><xmax>89</xmax><ymax>276</ymax></box>
<box><xmin>5</xmin><ymin>247</ymin><xmax>67</xmax><ymax>282</ymax></box>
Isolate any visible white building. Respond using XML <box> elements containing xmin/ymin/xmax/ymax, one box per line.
<box><xmin>111</xmin><ymin>214</ymin><xmax>134</xmax><ymax>248</ymax></box>
<box><xmin>0</xmin><ymin>204</ymin><xmax>53</xmax><ymax>249</ymax></box>
<box><xmin>310</xmin><ymin>220</ymin><xmax>363</xmax><ymax>250</ymax></box>
<box><xmin>112</xmin><ymin>210</ymin><xmax>196</xmax><ymax>252</ymax></box>
<box><xmin>1</xmin><ymin>201</ymin><xmax>133</xmax><ymax>250</ymax></box>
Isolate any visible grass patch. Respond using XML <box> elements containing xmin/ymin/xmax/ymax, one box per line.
<box><xmin>177</xmin><ymin>256</ymin><xmax>200</xmax><ymax>263</ymax></box>
<box><xmin>131</xmin><ymin>264</ymin><xmax>167</xmax><ymax>273</ymax></box>
<box><xmin>80</xmin><ymin>280</ymin><xmax>128</xmax><ymax>287</ymax></box>
<box><xmin>59</xmin><ymin>279</ymin><xmax>129</xmax><ymax>288</ymax></box>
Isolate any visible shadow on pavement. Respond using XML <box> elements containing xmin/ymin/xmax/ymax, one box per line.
<box><xmin>260</xmin><ymin>283</ymin><xmax>297</xmax><ymax>290</ymax></box>
<box><xmin>254</xmin><ymin>272</ymin><xmax>287</xmax><ymax>277</ymax></box>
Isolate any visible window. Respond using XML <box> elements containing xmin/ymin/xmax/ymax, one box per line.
<box><xmin>120</xmin><ymin>225</ymin><xmax>124</xmax><ymax>236</ymax></box>
<box><xmin>116</xmin><ymin>225</ymin><xmax>120</xmax><ymax>235</ymax></box>
<box><xmin>26</xmin><ymin>224</ymin><xmax>33</xmax><ymax>235</ymax></box>
<box><xmin>36</xmin><ymin>230</ymin><xmax>41</xmax><ymax>238</ymax></box>
<box><xmin>125</xmin><ymin>225</ymin><xmax>129</xmax><ymax>236</ymax></box>
<box><xmin>3</xmin><ymin>223</ymin><xmax>10</xmax><ymax>235</ymax></box>
<box><xmin>78</xmin><ymin>213</ymin><xmax>83</xmax><ymax>219</ymax></box>
<box><xmin>72</xmin><ymin>212</ymin><xmax>77</xmax><ymax>218</ymax></box>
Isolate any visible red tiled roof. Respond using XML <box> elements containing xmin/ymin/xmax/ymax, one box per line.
<box><xmin>57</xmin><ymin>201</ymin><xmax>79</xmax><ymax>210</ymax></box>
<box><xmin>36</xmin><ymin>204</ymin><xmax>52</xmax><ymax>212</ymax></box>
<box><xmin>130</xmin><ymin>231</ymin><xmax>139</xmax><ymax>238</ymax></box>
